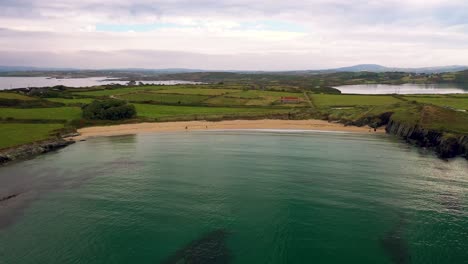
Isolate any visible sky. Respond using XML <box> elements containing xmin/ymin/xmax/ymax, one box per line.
<box><xmin>1</xmin><ymin>0</ymin><xmax>468</xmax><ymax>70</ymax></box>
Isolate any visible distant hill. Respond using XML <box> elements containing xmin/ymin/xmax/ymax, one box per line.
<box><xmin>333</xmin><ymin>64</ymin><xmax>391</xmax><ymax>72</ymax></box>
<box><xmin>1</xmin><ymin>64</ymin><xmax>467</xmax><ymax>75</ymax></box>
<box><xmin>329</xmin><ymin>64</ymin><xmax>468</xmax><ymax>74</ymax></box>
<box><xmin>0</xmin><ymin>66</ymin><xmax>78</xmax><ymax>72</ymax></box>
<box><xmin>0</xmin><ymin>66</ymin><xmax>206</xmax><ymax>74</ymax></box>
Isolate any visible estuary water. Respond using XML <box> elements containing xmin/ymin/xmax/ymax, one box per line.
<box><xmin>335</xmin><ymin>83</ymin><xmax>468</xmax><ymax>94</ymax></box>
<box><xmin>0</xmin><ymin>77</ymin><xmax>200</xmax><ymax>90</ymax></box>
<box><xmin>0</xmin><ymin>131</ymin><xmax>467</xmax><ymax>264</ymax></box>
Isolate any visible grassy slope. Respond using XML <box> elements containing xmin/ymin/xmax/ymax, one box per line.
<box><xmin>0</xmin><ymin>92</ymin><xmax>37</xmax><ymax>100</ymax></box>
<box><xmin>45</xmin><ymin>98</ymin><xmax>94</xmax><ymax>104</ymax></box>
<box><xmin>0</xmin><ymin>107</ymin><xmax>81</xmax><ymax>120</ymax></box>
<box><xmin>312</xmin><ymin>94</ymin><xmax>402</xmax><ymax>107</ymax></box>
<box><xmin>403</xmin><ymin>95</ymin><xmax>468</xmax><ymax>110</ymax></box>
<box><xmin>0</xmin><ymin>123</ymin><xmax>64</xmax><ymax>149</ymax></box>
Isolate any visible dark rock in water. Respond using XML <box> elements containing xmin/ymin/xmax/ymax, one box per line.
<box><xmin>0</xmin><ymin>139</ymin><xmax>74</xmax><ymax>166</ymax></box>
<box><xmin>161</xmin><ymin>229</ymin><xmax>231</xmax><ymax>264</ymax></box>
<box><xmin>380</xmin><ymin>216</ymin><xmax>411</xmax><ymax>264</ymax></box>
<box><xmin>0</xmin><ymin>193</ymin><xmax>19</xmax><ymax>203</ymax></box>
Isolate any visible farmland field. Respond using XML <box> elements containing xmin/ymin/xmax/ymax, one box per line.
<box><xmin>154</xmin><ymin>88</ymin><xmax>240</xmax><ymax>96</ymax></box>
<box><xmin>0</xmin><ymin>123</ymin><xmax>64</xmax><ymax>149</ymax></box>
<box><xmin>0</xmin><ymin>92</ymin><xmax>37</xmax><ymax>100</ymax></box>
<box><xmin>403</xmin><ymin>95</ymin><xmax>468</xmax><ymax>110</ymax></box>
<box><xmin>134</xmin><ymin>104</ymin><xmax>289</xmax><ymax>119</ymax></box>
<box><xmin>45</xmin><ymin>98</ymin><xmax>94</xmax><ymax>104</ymax></box>
<box><xmin>311</xmin><ymin>94</ymin><xmax>402</xmax><ymax>107</ymax></box>
<box><xmin>116</xmin><ymin>92</ymin><xmax>211</xmax><ymax>104</ymax></box>
<box><xmin>0</xmin><ymin>107</ymin><xmax>81</xmax><ymax>121</ymax></box>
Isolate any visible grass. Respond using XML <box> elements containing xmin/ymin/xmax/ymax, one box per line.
<box><xmin>203</xmin><ymin>96</ymin><xmax>251</xmax><ymax>106</ymax></box>
<box><xmin>203</xmin><ymin>90</ymin><xmax>307</xmax><ymax>107</ymax></box>
<box><xmin>154</xmin><ymin>88</ymin><xmax>240</xmax><ymax>96</ymax></box>
<box><xmin>311</xmin><ymin>94</ymin><xmax>402</xmax><ymax>107</ymax></box>
<box><xmin>419</xmin><ymin>105</ymin><xmax>468</xmax><ymax>134</ymax></box>
<box><xmin>72</xmin><ymin>86</ymin><xmax>164</xmax><ymax>97</ymax></box>
<box><xmin>0</xmin><ymin>92</ymin><xmax>37</xmax><ymax>101</ymax></box>
<box><xmin>0</xmin><ymin>123</ymin><xmax>64</xmax><ymax>149</ymax></box>
<box><xmin>403</xmin><ymin>95</ymin><xmax>468</xmax><ymax>110</ymax></box>
<box><xmin>45</xmin><ymin>98</ymin><xmax>94</xmax><ymax>104</ymax></box>
<box><xmin>229</xmin><ymin>90</ymin><xmax>303</xmax><ymax>99</ymax></box>
<box><xmin>72</xmin><ymin>84</ymin><xmax>241</xmax><ymax>97</ymax></box>
<box><xmin>0</xmin><ymin>107</ymin><xmax>82</xmax><ymax>121</ymax></box>
<box><xmin>134</xmin><ymin>104</ymin><xmax>289</xmax><ymax>119</ymax></box>
<box><xmin>116</xmin><ymin>93</ymin><xmax>211</xmax><ymax>104</ymax></box>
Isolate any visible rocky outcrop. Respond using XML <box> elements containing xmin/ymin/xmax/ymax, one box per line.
<box><xmin>386</xmin><ymin>119</ymin><xmax>468</xmax><ymax>159</ymax></box>
<box><xmin>0</xmin><ymin>139</ymin><xmax>75</xmax><ymax>166</ymax></box>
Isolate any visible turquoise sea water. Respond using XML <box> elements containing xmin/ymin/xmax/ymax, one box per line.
<box><xmin>0</xmin><ymin>131</ymin><xmax>467</xmax><ymax>263</ymax></box>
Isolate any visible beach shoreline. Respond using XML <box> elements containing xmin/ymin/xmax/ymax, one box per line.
<box><xmin>70</xmin><ymin>119</ymin><xmax>384</xmax><ymax>140</ymax></box>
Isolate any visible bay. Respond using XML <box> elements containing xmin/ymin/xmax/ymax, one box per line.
<box><xmin>0</xmin><ymin>131</ymin><xmax>466</xmax><ymax>263</ymax></box>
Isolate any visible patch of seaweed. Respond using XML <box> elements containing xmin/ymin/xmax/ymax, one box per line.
<box><xmin>0</xmin><ymin>193</ymin><xmax>20</xmax><ymax>203</ymax></box>
<box><xmin>161</xmin><ymin>229</ymin><xmax>232</xmax><ymax>264</ymax></box>
<box><xmin>380</xmin><ymin>214</ymin><xmax>411</xmax><ymax>264</ymax></box>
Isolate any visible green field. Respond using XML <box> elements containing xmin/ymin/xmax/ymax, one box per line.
<box><xmin>154</xmin><ymin>88</ymin><xmax>240</xmax><ymax>96</ymax></box>
<box><xmin>72</xmin><ymin>86</ymin><xmax>164</xmax><ymax>97</ymax></box>
<box><xmin>45</xmin><ymin>98</ymin><xmax>94</xmax><ymax>104</ymax></box>
<box><xmin>134</xmin><ymin>104</ymin><xmax>288</xmax><ymax>119</ymax></box>
<box><xmin>311</xmin><ymin>94</ymin><xmax>402</xmax><ymax>107</ymax></box>
<box><xmin>203</xmin><ymin>90</ymin><xmax>307</xmax><ymax>107</ymax></box>
<box><xmin>403</xmin><ymin>95</ymin><xmax>468</xmax><ymax>110</ymax></box>
<box><xmin>0</xmin><ymin>123</ymin><xmax>64</xmax><ymax>149</ymax></box>
<box><xmin>116</xmin><ymin>92</ymin><xmax>211</xmax><ymax>104</ymax></box>
<box><xmin>0</xmin><ymin>107</ymin><xmax>81</xmax><ymax>121</ymax></box>
<box><xmin>0</xmin><ymin>92</ymin><xmax>37</xmax><ymax>100</ymax></box>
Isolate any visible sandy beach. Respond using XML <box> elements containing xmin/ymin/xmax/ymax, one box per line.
<box><xmin>70</xmin><ymin>120</ymin><xmax>384</xmax><ymax>140</ymax></box>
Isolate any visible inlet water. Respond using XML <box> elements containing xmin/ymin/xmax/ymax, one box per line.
<box><xmin>0</xmin><ymin>77</ymin><xmax>200</xmax><ymax>90</ymax></box>
<box><xmin>0</xmin><ymin>131</ymin><xmax>466</xmax><ymax>263</ymax></box>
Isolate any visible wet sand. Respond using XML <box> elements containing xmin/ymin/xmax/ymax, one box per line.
<box><xmin>71</xmin><ymin>120</ymin><xmax>384</xmax><ymax>140</ymax></box>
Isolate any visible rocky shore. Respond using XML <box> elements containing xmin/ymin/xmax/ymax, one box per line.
<box><xmin>386</xmin><ymin>118</ymin><xmax>468</xmax><ymax>159</ymax></box>
<box><xmin>0</xmin><ymin>139</ymin><xmax>75</xmax><ymax>166</ymax></box>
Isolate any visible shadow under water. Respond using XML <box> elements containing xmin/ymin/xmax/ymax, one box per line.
<box><xmin>0</xmin><ymin>166</ymin><xmax>101</xmax><ymax>229</ymax></box>
<box><xmin>380</xmin><ymin>213</ymin><xmax>411</xmax><ymax>264</ymax></box>
<box><xmin>161</xmin><ymin>229</ymin><xmax>232</xmax><ymax>264</ymax></box>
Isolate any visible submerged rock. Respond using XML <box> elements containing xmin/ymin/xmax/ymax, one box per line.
<box><xmin>0</xmin><ymin>193</ymin><xmax>20</xmax><ymax>203</ymax></box>
<box><xmin>380</xmin><ymin>215</ymin><xmax>411</xmax><ymax>264</ymax></box>
<box><xmin>161</xmin><ymin>229</ymin><xmax>231</xmax><ymax>264</ymax></box>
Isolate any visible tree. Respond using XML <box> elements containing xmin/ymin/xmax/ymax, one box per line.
<box><xmin>82</xmin><ymin>99</ymin><xmax>136</xmax><ymax>120</ymax></box>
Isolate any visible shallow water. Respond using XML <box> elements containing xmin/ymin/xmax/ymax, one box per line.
<box><xmin>335</xmin><ymin>84</ymin><xmax>468</xmax><ymax>94</ymax></box>
<box><xmin>0</xmin><ymin>131</ymin><xmax>466</xmax><ymax>263</ymax></box>
<box><xmin>0</xmin><ymin>77</ymin><xmax>200</xmax><ymax>90</ymax></box>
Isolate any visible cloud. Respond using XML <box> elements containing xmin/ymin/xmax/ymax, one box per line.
<box><xmin>0</xmin><ymin>0</ymin><xmax>467</xmax><ymax>69</ymax></box>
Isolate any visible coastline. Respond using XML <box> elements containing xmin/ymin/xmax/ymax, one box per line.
<box><xmin>70</xmin><ymin>119</ymin><xmax>384</xmax><ymax>140</ymax></box>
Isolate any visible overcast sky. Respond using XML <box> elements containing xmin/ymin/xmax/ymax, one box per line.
<box><xmin>1</xmin><ymin>0</ymin><xmax>467</xmax><ymax>70</ymax></box>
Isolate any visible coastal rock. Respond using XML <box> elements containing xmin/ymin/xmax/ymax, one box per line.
<box><xmin>386</xmin><ymin>119</ymin><xmax>468</xmax><ymax>159</ymax></box>
<box><xmin>0</xmin><ymin>139</ymin><xmax>75</xmax><ymax>166</ymax></box>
